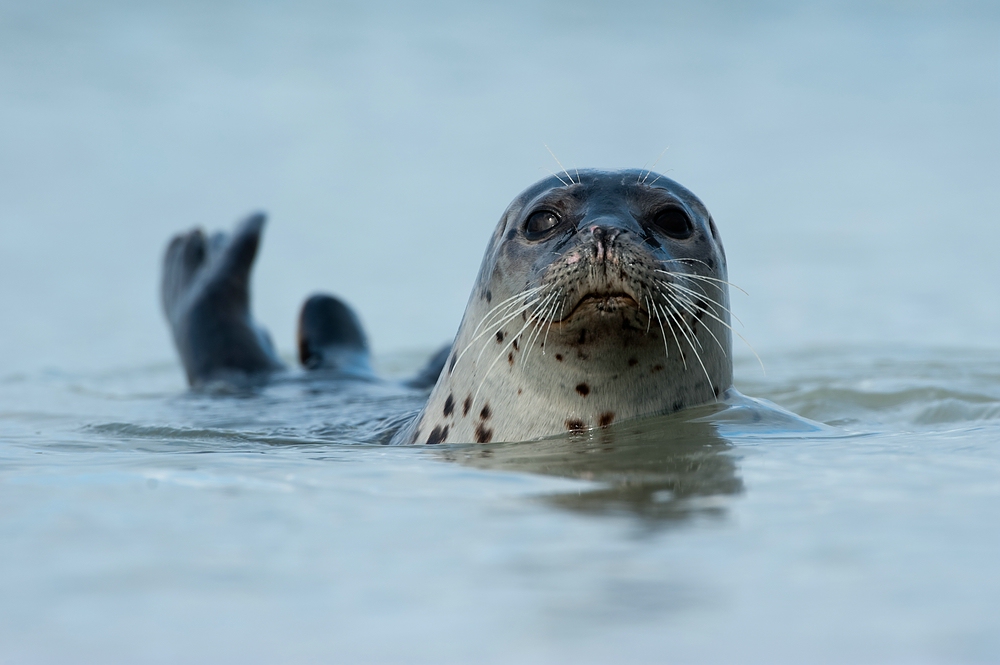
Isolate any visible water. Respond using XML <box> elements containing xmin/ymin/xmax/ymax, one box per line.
<box><xmin>2</xmin><ymin>350</ymin><xmax>999</xmax><ymax>662</ymax></box>
<box><xmin>2</xmin><ymin>1</ymin><xmax>999</xmax><ymax>663</ymax></box>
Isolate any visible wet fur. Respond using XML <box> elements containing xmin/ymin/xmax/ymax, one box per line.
<box><xmin>396</xmin><ymin>169</ymin><xmax>733</xmax><ymax>444</ymax></box>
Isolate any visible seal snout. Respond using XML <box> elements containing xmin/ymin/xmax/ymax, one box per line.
<box><xmin>588</xmin><ymin>225</ymin><xmax>622</xmax><ymax>264</ymax></box>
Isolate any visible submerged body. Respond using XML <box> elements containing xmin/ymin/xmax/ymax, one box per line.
<box><xmin>162</xmin><ymin>170</ymin><xmax>734</xmax><ymax>444</ymax></box>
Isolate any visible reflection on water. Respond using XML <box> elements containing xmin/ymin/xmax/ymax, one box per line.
<box><xmin>442</xmin><ymin>406</ymin><xmax>743</xmax><ymax>524</ymax></box>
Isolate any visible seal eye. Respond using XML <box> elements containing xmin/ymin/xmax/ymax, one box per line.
<box><xmin>651</xmin><ymin>207</ymin><xmax>693</xmax><ymax>240</ymax></box>
<box><xmin>524</xmin><ymin>210</ymin><xmax>562</xmax><ymax>240</ymax></box>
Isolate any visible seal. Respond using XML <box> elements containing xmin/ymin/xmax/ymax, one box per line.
<box><xmin>399</xmin><ymin>169</ymin><xmax>732</xmax><ymax>444</ymax></box>
<box><xmin>161</xmin><ymin>169</ymin><xmax>733</xmax><ymax>443</ymax></box>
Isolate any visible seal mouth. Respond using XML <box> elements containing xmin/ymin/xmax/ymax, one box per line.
<box><xmin>559</xmin><ymin>292</ymin><xmax>640</xmax><ymax>322</ymax></box>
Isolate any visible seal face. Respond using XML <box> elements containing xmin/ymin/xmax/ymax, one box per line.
<box><xmin>401</xmin><ymin>169</ymin><xmax>733</xmax><ymax>444</ymax></box>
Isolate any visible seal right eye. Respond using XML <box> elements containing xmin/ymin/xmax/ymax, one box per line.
<box><xmin>524</xmin><ymin>210</ymin><xmax>562</xmax><ymax>240</ymax></box>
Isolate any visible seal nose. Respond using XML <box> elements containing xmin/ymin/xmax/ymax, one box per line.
<box><xmin>589</xmin><ymin>225</ymin><xmax>621</xmax><ymax>263</ymax></box>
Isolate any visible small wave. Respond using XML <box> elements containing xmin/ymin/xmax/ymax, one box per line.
<box><xmin>84</xmin><ymin>422</ymin><xmax>339</xmax><ymax>447</ymax></box>
<box><xmin>755</xmin><ymin>386</ymin><xmax>1000</xmax><ymax>428</ymax></box>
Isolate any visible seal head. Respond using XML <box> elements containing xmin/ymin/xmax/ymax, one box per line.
<box><xmin>402</xmin><ymin>169</ymin><xmax>733</xmax><ymax>444</ymax></box>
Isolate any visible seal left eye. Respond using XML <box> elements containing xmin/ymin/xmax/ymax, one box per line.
<box><xmin>651</xmin><ymin>207</ymin><xmax>694</xmax><ymax>240</ymax></box>
<box><xmin>524</xmin><ymin>210</ymin><xmax>561</xmax><ymax>239</ymax></box>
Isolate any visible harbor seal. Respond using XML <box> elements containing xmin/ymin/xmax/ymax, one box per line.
<box><xmin>161</xmin><ymin>169</ymin><xmax>733</xmax><ymax>444</ymax></box>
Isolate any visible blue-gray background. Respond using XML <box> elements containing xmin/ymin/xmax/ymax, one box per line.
<box><xmin>2</xmin><ymin>0</ymin><xmax>997</xmax><ymax>373</ymax></box>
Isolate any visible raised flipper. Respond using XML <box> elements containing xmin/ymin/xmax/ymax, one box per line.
<box><xmin>297</xmin><ymin>294</ymin><xmax>375</xmax><ymax>378</ymax></box>
<box><xmin>161</xmin><ymin>212</ymin><xmax>285</xmax><ymax>386</ymax></box>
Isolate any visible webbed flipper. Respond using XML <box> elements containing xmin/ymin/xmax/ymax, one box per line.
<box><xmin>161</xmin><ymin>212</ymin><xmax>284</xmax><ymax>386</ymax></box>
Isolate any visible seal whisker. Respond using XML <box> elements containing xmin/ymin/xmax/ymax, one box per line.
<box><xmin>656</xmin><ymin>278</ymin><xmax>746</xmax><ymax>328</ymax></box>
<box><xmin>471</xmin><ymin>286</ymin><xmax>548</xmax><ymax>335</ymax></box>
<box><xmin>540</xmin><ymin>296</ymin><xmax>563</xmax><ymax>354</ymax></box>
<box><xmin>662</xmin><ymin>284</ymin><xmax>728</xmax><ymax>357</ymax></box>
<box><xmin>661</xmin><ymin>282</ymin><xmax>763</xmax><ymax>372</ymax></box>
<box><xmin>471</xmin><ymin>297</ymin><xmax>547</xmax><ymax>367</ymax></box>
<box><xmin>658</xmin><ymin>279</ymin><xmax>726</xmax><ymax>318</ymax></box>
<box><xmin>459</xmin><ymin>300</ymin><xmax>537</xmax><ymax>366</ymax></box>
<box><xmin>657</xmin><ymin>296</ymin><xmax>714</xmax><ymax>388</ymax></box>
<box><xmin>544</xmin><ymin>144</ymin><xmax>576</xmax><ymax>186</ymax></box>
<box><xmin>458</xmin><ymin>286</ymin><xmax>549</xmax><ymax>360</ymax></box>
<box><xmin>521</xmin><ymin>293</ymin><xmax>560</xmax><ymax>365</ymax></box>
<box><xmin>546</xmin><ymin>169</ymin><xmax>571</xmax><ymax>187</ymax></box>
<box><xmin>655</xmin><ymin>267</ymin><xmax>749</xmax><ymax>297</ymax></box>
<box><xmin>458</xmin><ymin>301</ymin><xmax>540</xmax><ymax>371</ymax></box>
<box><xmin>473</xmin><ymin>292</ymin><xmax>557</xmax><ymax>403</ymax></box>
<box><xmin>478</xmin><ymin>294</ymin><xmax>549</xmax><ymax>379</ymax></box>
<box><xmin>647</xmin><ymin>172</ymin><xmax>667</xmax><ymax>186</ymax></box>
<box><xmin>649</xmin><ymin>298</ymin><xmax>675</xmax><ymax>367</ymax></box>
<box><xmin>657</xmin><ymin>287</ymin><xmax>704</xmax><ymax>351</ymax></box>
<box><xmin>656</xmin><ymin>271</ymin><xmax>728</xmax><ymax>295</ymax></box>
<box><xmin>660</xmin><ymin>274</ymin><xmax>767</xmax><ymax>373</ymax></box>
<box><xmin>639</xmin><ymin>146</ymin><xmax>669</xmax><ymax>185</ymax></box>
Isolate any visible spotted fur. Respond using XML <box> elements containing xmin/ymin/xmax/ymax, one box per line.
<box><xmin>394</xmin><ymin>169</ymin><xmax>733</xmax><ymax>444</ymax></box>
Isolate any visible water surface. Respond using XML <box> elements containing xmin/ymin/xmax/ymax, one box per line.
<box><xmin>2</xmin><ymin>348</ymin><xmax>999</xmax><ymax>662</ymax></box>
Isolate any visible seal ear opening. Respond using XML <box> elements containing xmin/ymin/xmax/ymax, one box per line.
<box><xmin>297</xmin><ymin>294</ymin><xmax>369</xmax><ymax>369</ymax></box>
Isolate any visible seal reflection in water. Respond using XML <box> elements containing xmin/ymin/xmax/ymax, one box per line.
<box><xmin>442</xmin><ymin>405</ymin><xmax>743</xmax><ymax>524</ymax></box>
<box><xmin>161</xmin><ymin>170</ymin><xmax>734</xmax><ymax>445</ymax></box>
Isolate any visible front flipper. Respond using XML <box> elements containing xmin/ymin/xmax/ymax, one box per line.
<box><xmin>161</xmin><ymin>212</ymin><xmax>284</xmax><ymax>387</ymax></box>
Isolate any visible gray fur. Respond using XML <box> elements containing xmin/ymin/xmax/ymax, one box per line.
<box><xmin>394</xmin><ymin>169</ymin><xmax>733</xmax><ymax>444</ymax></box>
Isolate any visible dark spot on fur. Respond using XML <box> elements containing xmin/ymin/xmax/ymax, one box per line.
<box><xmin>714</xmin><ymin>385</ymin><xmax>721</xmax><ymax>397</ymax></box>
<box><xmin>506</xmin><ymin>229</ymin><xmax>517</xmax><ymax>240</ymax></box>
<box><xmin>463</xmin><ymin>395</ymin><xmax>472</xmax><ymax>416</ymax></box>
<box><xmin>443</xmin><ymin>394</ymin><xmax>454</xmax><ymax>417</ymax></box>
<box><xmin>652</xmin><ymin>364</ymin><xmax>664</xmax><ymax>373</ymax></box>
<box><xmin>411</xmin><ymin>429</ymin><xmax>421</xmax><ymax>444</ymax></box>
<box><xmin>672</xmin><ymin>400</ymin><xmax>683</xmax><ymax>413</ymax></box>
<box><xmin>575</xmin><ymin>383</ymin><xmax>590</xmax><ymax>396</ymax></box>
<box><xmin>508</xmin><ymin>352</ymin><xmax>514</xmax><ymax>365</ymax></box>
<box><xmin>619</xmin><ymin>269</ymin><xmax>627</xmax><ymax>281</ymax></box>
<box><xmin>565</xmin><ymin>419</ymin><xmax>585</xmax><ymax>432</ymax></box>
<box><xmin>555</xmin><ymin>354</ymin><xmax>563</xmax><ymax>361</ymax></box>
<box><xmin>577</xmin><ymin>329</ymin><xmax>587</xmax><ymax>345</ymax></box>
<box><xmin>628</xmin><ymin>357</ymin><xmax>638</xmax><ymax>366</ymax></box>
<box><xmin>522</xmin><ymin>312</ymin><xmax>527</xmax><ymax>321</ymax></box>
<box><xmin>480</xmin><ymin>404</ymin><xmax>492</xmax><ymax>420</ymax></box>
<box><xmin>448</xmin><ymin>353</ymin><xmax>456</xmax><ymax>373</ymax></box>
<box><xmin>599</xmin><ymin>412</ymin><xmax>615</xmax><ymax>427</ymax></box>
<box><xmin>577</xmin><ymin>350</ymin><xmax>589</xmax><ymax>360</ymax></box>
<box><xmin>486</xmin><ymin>290</ymin><xmax>492</xmax><ymax>303</ymax></box>
<box><xmin>512</xmin><ymin>339</ymin><xmax>519</xmax><ymax>351</ymax></box>
<box><xmin>496</xmin><ymin>330</ymin><xmax>504</xmax><ymax>343</ymax></box>
<box><xmin>427</xmin><ymin>425</ymin><xmax>449</xmax><ymax>444</ymax></box>
<box><xmin>517</xmin><ymin>388</ymin><xmax>522</xmax><ymax>395</ymax></box>
<box><xmin>475</xmin><ymin>424</ymin><xmax>494</xmax><ymax>443</ymax></box>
